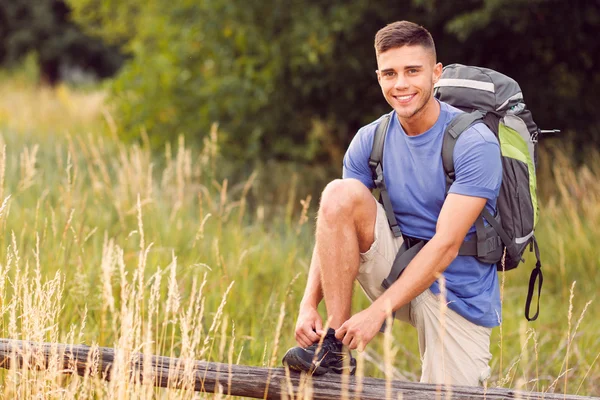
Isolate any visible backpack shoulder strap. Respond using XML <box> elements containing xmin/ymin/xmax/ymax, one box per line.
<box><xmin>442</xmin><ymin>110</ymin><xmax>505</xmax><ymax>261</ymax></box>
<box><xmin>368</xmin><ymin>114</ymin><xmax>402</xmax><ymax>237</ymax></box>
<box><xmin>369</xmin><ymin>114</ymin><xmax>391</xmax><ymax>168</ymax></box>
<box><xmin>441</xmin><ymin>110</ymin><xmax>486</xmax><ymax>192</ymax></box>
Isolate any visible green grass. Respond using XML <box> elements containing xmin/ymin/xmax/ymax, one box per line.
<box><xmin>0</xmin><ymin>76</ymin><xmax>598</xmax><ymax>398</ymax></box>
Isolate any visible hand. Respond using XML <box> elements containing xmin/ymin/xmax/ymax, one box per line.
<box><xmin>335</xmin><ymin>306</ymin><xmax>386</xmax><ymax>351</ymax></box>
<box><xmin>294</xmin><ymin>304</ymin><xmax>324</xmax><ymax>348</ymax></box>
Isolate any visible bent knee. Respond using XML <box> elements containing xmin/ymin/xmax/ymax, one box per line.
<box><xmin>319</xmin><ymin>179</ymin><xmax>373</xmax><ymax>221</ymax></box>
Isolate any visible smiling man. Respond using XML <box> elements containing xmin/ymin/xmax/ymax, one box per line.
<box><xmin>282</xmin><ymin>21</ymin><xmax>502</xmax><ymax>386</ymax></box>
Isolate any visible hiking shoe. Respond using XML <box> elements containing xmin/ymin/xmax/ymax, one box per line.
<box><xmin>282</xmin><ymin>328</ymin><xmax>356</xmax><ymax>375</ymax></box>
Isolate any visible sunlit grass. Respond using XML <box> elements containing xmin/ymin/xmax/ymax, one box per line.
<box><xmin>0</xmin><ymin>76</ymin><xmax>598</xmax><ymax>398</ymax></box>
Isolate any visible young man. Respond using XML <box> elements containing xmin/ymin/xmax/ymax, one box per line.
<box><xmin>282</xmin><ymin>21</ymin><xmax>502</xmax><ymax>386</ymax></box>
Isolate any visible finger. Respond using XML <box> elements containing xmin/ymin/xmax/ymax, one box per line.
<box><xmin>308</xmin><ymin>324</ymin><xmax>325</xmax><ymax>343</ymax></box>
<box><xmin>299</xmin><ymin>327</ymin><xmax>318</xmax><ymax>345</ymax></box>
<box><xmin>296</xmin><ymin>333</ymin><xmax>312</xmax><ymax>348</ymax></box>
<box><xmin>305</xmin><ymin>328</ymin><xmax>321</xmax><ymax>343</ymax></box>
<box><xmin>296</xmin><ymin>329</ymin><xmax>311</xmax><ymax>347</ymax></box>
<box><xmin>314</xmin><ymin>318</ymin><xmax>324</xmax><ymax>336</ymax></box>
<box><xmin>335</xmin><ymin>325</ymin><xmax>347</xmax><ymax>341</ymax></box>
<box><xmin>296</xmin><ymin>324</ymin><xmax>311</xmax><ymax>338</ymax></box>
<box><xmin>341</xmin><ymin>331</ymin><xmax>352</xmax><ymax>347</ymax></box>
<box><xmin>348</xmin><ymin>336</ymin><xmax>360</xmax><ymax>350</ymax></box>
<box><xmin>294</xmin><ymin>331</ymin><xmax>302</xmax><ymax>347</ymax></box>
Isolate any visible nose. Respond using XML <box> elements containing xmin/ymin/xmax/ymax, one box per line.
<box><xmin>394</xmin><ymin>75</ymin><xmax>409</xmax><ymax>90</ymax></box>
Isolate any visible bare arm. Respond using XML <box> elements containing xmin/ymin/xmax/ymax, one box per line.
<box><xmin>372</xmin><ymin>193</ymin><xmax>487</xmax><ymax>314</ymax></box>
<box><xmin>300</xmin><ymin>244</ymin><xmax>324</xmax><ymax>309</ymax></box>
<box><xmin>294</xmin><ymin>244</ymin><xmax>325</xmax><ymax>347</ymax></box>
<box><xmin>336</xmin><ymin>193</ymin><xmax>488</xmax><ymax>350</ymax></box>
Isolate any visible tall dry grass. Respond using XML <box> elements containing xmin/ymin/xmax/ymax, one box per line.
<box><xmin>0</xmin><ymin>76</ymin><xmax>598</xmax><ymax>398</ymax></box>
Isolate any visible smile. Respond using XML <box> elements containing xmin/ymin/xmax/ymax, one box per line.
<box><xmin>393</xmin><ymin>94</ymin><xmax>416</xmax><ymax>104</ymax></box>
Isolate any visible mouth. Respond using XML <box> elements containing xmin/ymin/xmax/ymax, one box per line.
<box><xmin>393</xmin><ymin>93</ymin><xmax>416</xmax><ymax>104</ymax></box>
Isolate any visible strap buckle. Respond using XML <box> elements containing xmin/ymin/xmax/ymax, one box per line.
<box><xmin>381</xmin><ymin>278</ymin><xmax>393</xmax><ymax>290</ymax></box>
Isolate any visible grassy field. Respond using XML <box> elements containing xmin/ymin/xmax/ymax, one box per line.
<box><xmin>0</xmin><ymin>75</ymin><xmax>598</xmax><ymax>398</ymax></box>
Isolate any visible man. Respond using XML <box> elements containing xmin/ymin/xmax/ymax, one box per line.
<box><xmin>282</xmin><ymin>20</ymin><xmax>502</xmax><ymax>386</ymax></box>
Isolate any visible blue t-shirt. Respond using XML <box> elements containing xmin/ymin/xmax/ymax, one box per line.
<box><xmin>343</xmin><ymin>101</ymin><xmax>502</xmax><ymax>327</ymax></box>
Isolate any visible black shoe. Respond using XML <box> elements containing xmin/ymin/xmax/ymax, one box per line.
<box><xmin>282</xmin><ymin>328</ymin><xmax>356</xmax><ymax>375</ymax></box>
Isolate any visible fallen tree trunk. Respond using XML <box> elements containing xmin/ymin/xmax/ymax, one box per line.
<box><xmin>0</xmin><ymin>339</ymin><xmax>594</xmax><ymax>399</ymax></box>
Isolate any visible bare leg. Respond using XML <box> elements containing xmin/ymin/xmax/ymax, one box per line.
<box><xmin>315</xmin><ymin>179</ymin><xmax>378</xmax><ymax>329</ymax></box>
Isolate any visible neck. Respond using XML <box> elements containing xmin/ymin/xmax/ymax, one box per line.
<box><xmin>398</xmin><ymin>99</ymin><xmax>441</xmax><ymax>136</ymax></box>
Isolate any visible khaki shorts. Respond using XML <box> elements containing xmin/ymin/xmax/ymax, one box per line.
<box><xmin>357</xmin><ymin>200</ymin><xmax>493</xmax><ymax>386</ymax></box>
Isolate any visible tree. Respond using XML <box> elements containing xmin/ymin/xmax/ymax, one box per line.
<box><xmin>440</xmin><ymin>0</ymin><xmax>599</xmax><ymax>150</ymax></box>
<box><xmin>0</xmin><ymin>0</ymin><xmax>123</xmax><ymax>84</ymax></box>
<box><xmin>68</xmin><ymin>0</ymin><xmax>377</xmax><ymax>162</ymax></box>
<box><xmin>66</xmin><ymin>0</ymin><xmax>599</xmax><ymax>162</ymax></box>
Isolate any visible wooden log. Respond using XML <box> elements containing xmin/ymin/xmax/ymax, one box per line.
<box><xmin>0</xmin><ymin>339</ymin><xmax>595</xmax><ymax>399</ymax></box>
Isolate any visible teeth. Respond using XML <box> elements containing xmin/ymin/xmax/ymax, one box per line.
<box><xmin>396</xmin><ymin>94</ymin><xmax>413</xmax><ymax>101</ymax></box>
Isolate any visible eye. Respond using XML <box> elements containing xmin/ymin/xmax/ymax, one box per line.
<box><xmin>383</xmin><ymin>71</ymin><xmax>396</xmax><ymax>78</ymax></box>
<box><xmin>408</xmin><ymin>68</ymin><xmax>419</xmax><ymax>75</ymax></box>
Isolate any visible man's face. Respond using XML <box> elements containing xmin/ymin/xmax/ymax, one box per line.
<box><xmin>376</xmin><ymin>45</ymin><xmax>442</xmax><ymax>122</ymax></box>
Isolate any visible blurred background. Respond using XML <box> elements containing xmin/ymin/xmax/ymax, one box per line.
<box><xmin>1</xmin><ymin>0</ymin><xmax>598</xmax><ymax>170</ymax></box>
<box><xmin>1</xmin><ymin>0</ymin><xmax>600</xmax><ymax>397</ymax></box>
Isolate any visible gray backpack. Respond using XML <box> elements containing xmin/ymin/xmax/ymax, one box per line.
<box><xmin>370</xmin><ymin>64</ymin><xmax>550</xmax><ymax>321</ymax></box>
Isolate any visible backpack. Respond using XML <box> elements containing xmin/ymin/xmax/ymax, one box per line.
<box><xmin>369</xmin><ymin>64</ymin><xmax>544</xmax><ymax>321</ymax></box>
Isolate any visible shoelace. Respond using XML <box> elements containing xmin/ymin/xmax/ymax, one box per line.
<box><xmin>309</xmin><ymin>333</ymin><xmax>343</xmax><ymax>361</ymax></box>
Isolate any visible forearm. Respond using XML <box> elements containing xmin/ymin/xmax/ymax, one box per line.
<box><xmin>300</xmin><ymin>247</ymin><xmax>324</xmax><ymax>309</ymax></box>
<box><xmin>372</xmin><ymin>235</ymin><xmax>457</xmax><ymax>315</ymax></box>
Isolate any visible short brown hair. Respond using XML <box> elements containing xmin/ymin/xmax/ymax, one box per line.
<box><xmin>374</xmin><ymin>21</ymin><xmax>436</xmax><ymax>60</ymax></box>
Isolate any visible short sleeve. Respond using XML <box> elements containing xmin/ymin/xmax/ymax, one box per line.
<box><xmin>342</xmin><ymin>124</ymin><xmax>377</xmax><ymax>189</ymax></box>
<box><xmin>448</xmin><ymin>124</ymin><xmax>502</xmax><ymax>201</ymax></box>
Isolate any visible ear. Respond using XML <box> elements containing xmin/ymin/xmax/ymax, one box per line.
<box><xmin>376</xmin><ymin>70</ymin><xmax>381</xmax><ymax>84</ymax></box>
<box><xmin>433</xmin><ymin>62</ymin><xmax>443</xmax><ymax>83</ymax></box>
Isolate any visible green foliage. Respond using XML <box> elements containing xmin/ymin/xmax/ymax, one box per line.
<box><xmin>441</xmin><ymin>0</ymin><xmax>600</xmax><ymax>153</ymax></box>
<box><xmin>68</xmin><ymin>0</ymin><xmax>376</xmax><ymax>162</ymax></box>
<box><xmin>0</xmin><ymin>52</ymin><xmax>42</xmax><ymax>84</ymax></box>
<box><xmin>1</xmin><ymin>83</ymin><xmax>600</xmax><ymax>394</ymax></box>
<box><xmin>66</xmin><ymin>0</ymin><xmax>599</xmax><ymax>163</ymax></box>
<box><xmin>0</xmin><ymin>0</ymin><xmax>123</xmax><ymax>84</ymax></box>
